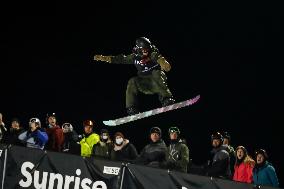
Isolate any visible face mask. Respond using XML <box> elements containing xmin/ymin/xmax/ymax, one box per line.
<box><xmin>115</xmin><ymin>138</ymin><xmax>123</xmax><ymax>145</ymax></box>
<box><xmin>102</xmin><ymin>135</ymin><xmax>108</xmax><ymax>140</ymax></box>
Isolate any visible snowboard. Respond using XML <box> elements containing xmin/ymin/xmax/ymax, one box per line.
<box><xmin>103</xmin><ymin>95</ymin><xmax>200</xmax><ymax>126</ymax></box>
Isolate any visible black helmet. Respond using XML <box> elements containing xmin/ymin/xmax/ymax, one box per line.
<box><xmin>150</xmin><ymin>127</ymin><xmax>162</xmax><ymax>137</ymax></box>
<box><xmin>211</xmin><ymin>132</ymin><xmax>224</xmax><ymax>143</ymax></box>
<box><xmin>255</xmin><ymin>149</ymin><xmax>268</xmax><ymax>160</ymax></box>
<box><xmin>135</xmin><ymin>37</ymin><xmax>152</xmax><ymax>49</ymax></box>
<box><xmin>168</xmin><ymin>126</ymin><xmax>180</xmax><ymax>135</ymax></box>
<box><xmin>133</xmin><ymin>37</ymin><xmax>152</xmax><ymax>58</ymax></box>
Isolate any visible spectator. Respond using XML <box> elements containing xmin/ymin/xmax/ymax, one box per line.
<box><xmin>135</xmin><ymin>127</ymin><xmax>167</xmax><ymax>168</ymax></box>
<box><xmin>5</xmin><ymin>118</ymin><xmax>25</xmax><ymax>146</ymax></box>
<box><xmin>0</xmin><ymin>113</ymin><xmax>8</xmax><ymax>142</ymax></box>
<box><xmin>110</xmin><ymin>131</ymin><xmax>138</xmax><ymax>162</ymax></box>
<box><xmin>253</xmin><ymin>149</ymin><xmax>279</xmax><ymax>187</ymax></box>
<box><xmin>223</xmin><ymin>131</ymin><xmax>236</xmax><ymax>175</ymax></box>
<box><xmin>62</xmin><ymin>122</ymin><xmax>80</xmax><ymax>155</ymax></box>
<box><xmin>93</xmin><ymin>129</ymin><xmax>113</xmax><ymax>159</ymax></box>
<box><xmin>166</xmin><ymin>126</ymin><xmax>190</xmax><ymax>173</ymax></box>
<box><xmin>233</xmin><ymin>146</ymin><xmax>255</xmax><ymax>183</ymax></box>
<box><xmin>205</xmin><ymin>132</ymin><xmax>231</xmax><ymax>179</ymax></box>
<box><xmin>18</xmin><ymin>118</ymin><xmax>48</xmax><ymax>150</ymax></box>
<box><xmin>180</xmin><ymin>137</ymin><xmax>193</xmax><ymax>172</ymax></box>
<box><xmin>45</xmin><ymin>113</ymin><xmax>64</xmax><ymax>152</ymax></box>
<box><xmin>79</xmin><ymin>120</ymin><xmax>100</xmax><ymax>157</ymax></box>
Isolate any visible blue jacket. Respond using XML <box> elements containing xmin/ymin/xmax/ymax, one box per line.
<box><xmin>253</xmin><ymin>161</ymin><xmax>279</xmax><ymax>187</ymax></box>
<box><xmin>18</xmin><ymin>129</ymin><xmax>49</xmax><ymax>150</ymax></box>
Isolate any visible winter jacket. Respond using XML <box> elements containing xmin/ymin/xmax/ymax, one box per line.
<box><xmin>5</xmin><ymin>127</ymin><xmax>25</xmax><ymax>146</ymax></box>
<box><xmin>166</xmin><ymin>140</ymin><xmax>190</xmax><ymax>173</ymax></box>
<box><xmin>80</xmin><ymin>132</ymin><xmax>100</xmax><ymax>157</ymax></box>
<box><xmin>93</xmin><ymin>139</ymin><xmax>113</xmax><ymax>159</ymax></box>
<box><xmin>136</xmin><ymin>139</ymin><xmax>167</xmax><ymax>168</ymax></box>
<box><xmin>233</xmin><ymin>161</ymin><xmax>254</xmax><ymax>183</ymax></box>
<box><xmin>110</xmin><ymin>139</ymin><xmax>138</xmax><ymax>162</ymax></box>
<box><xmin>62</xmin><ymin>131</ymin><xmax>80</xmax><ymax>155</ymax></box>
<box><xmin>18</xmin><ymin>129</ymin><xmax>49</xmax><ymax>150</ymax></box>
<box><xmin>45</xmin><ymin>125</ymin><xmax>64</xmax><ymax>152</ymax></box>
<box><xmin>207</xmin><ymin>145</ymin><xmax>231</xmax><ymax>178</ymax></box>
<box><xmin>253</xmin><ymin>161</ymin><xmax>279</xmax><ymax>187</ymax></box>
<box><xmin>111</xmin><ymin>52</ymin><xmax>162</xmax><ymax>76</ymax></box>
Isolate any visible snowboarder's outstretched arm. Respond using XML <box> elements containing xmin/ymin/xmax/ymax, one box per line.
<box><xmin>94</xmin><ymin>52</ymin><xmax>171</xmax><ymax>71</ymax></box>
<box><xmin>94</xmin><ymin>54</ymin><xmax>135</xmax><ymax>64</ymax></box>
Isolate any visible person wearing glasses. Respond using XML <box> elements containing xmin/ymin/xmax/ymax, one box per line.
<box><xmin>18</xmin><ymin>118</ymin><xmax>48</xmax><ymax>150</ymax></box>
<box><xmin>166</xmin><ymin>126</ymin><xmax>190</xmax><ymax>173</ymax></box>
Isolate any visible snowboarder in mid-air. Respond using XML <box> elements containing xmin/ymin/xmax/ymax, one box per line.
<box><xmin>94</xmin><ymin>37</ymin><xmax>175</xmax><ymax>115</ymax></box>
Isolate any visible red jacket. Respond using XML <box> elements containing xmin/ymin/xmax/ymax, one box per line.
<box><xmin>46</xmin><ymin>125</ymin><xmax>64</xmax><ymax>152</ymax></box>
<box><xmin>233</xmin><ymin>162</ymin><xmax>254</xmax><ymax>183</ymax></box>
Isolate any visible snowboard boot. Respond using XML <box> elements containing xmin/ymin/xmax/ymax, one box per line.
<box><xmin>126</xmin><ymin>106</ymin><xmax>139</xmax><ymax>115</ymax></box>
<box><xmin>161</xmin><ymin>97</ymin><xmax>175</xmax><ymax>107</ymax></box>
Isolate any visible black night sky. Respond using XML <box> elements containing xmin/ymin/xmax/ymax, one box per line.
<box><xmin>1</xmin><ymin>1</ymin><xmax>283</xmax><ymax>186</ymax></box>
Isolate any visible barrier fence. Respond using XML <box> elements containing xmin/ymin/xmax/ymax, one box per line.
<box><xmin>0</xmin><ymin>145</ymin><xmax>280</xmax><ymax>189</ymax></box>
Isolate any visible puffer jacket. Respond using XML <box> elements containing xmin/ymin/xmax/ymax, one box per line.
<box><xmin>253</xmin><ymin>161</ymin><xmax>279</xmax><ymax>187</ymax></box>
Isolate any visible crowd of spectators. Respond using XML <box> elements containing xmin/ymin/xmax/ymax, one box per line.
<box><xmin>0</xmin><ymin>112</ymin><xmax>279</xmax><ymax>188</ymax></box>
